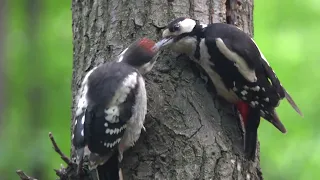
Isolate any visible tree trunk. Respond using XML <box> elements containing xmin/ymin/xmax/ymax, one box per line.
<box><xmin>0</xmin><ymin>0</ymin><xmax>6</xmax><ymax>126</ymax></box>
<box><xmin>71</xmin><ymin>0</ymin><xmax>262</xmax><ymax>179</ymax></box>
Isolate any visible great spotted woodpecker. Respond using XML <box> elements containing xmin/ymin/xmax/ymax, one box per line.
<box><xmin>72</xmin><ymin>38</ymin><xmax>164</xmax><ymax>179</ymax></box>
<box><xmin>157</xmin><ymin>17</ymin><xmax>303</xmax><ymax>160</ymax></box>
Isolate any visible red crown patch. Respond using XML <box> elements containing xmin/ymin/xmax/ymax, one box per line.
<box><xmin>138</xmin><ymin>38</ymin><xmax>156</xmax><ymax>52</ymax></box>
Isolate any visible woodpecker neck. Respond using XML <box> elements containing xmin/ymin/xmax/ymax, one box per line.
<box><xmin>191</xmin><ymin>22</ymin><xmax>206</xmax><ymax>38</ymax></box>
<box><xmin>192</xmin><ymin>22</ymin><xmax>206</xmax><ymax>60</ymax></box>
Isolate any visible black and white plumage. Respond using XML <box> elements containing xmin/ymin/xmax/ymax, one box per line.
<box><xmin>72</xmin><ymin>38</ymin><xmax>163</xmax><ymax>180</ymax></box>
<box><xmin>158</xmin><ymin>17</ymin><xmax>303</xmax><ymax>160</ymax></box>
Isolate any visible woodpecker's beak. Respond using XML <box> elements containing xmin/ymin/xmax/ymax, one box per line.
<box><xmin>152</xmin><ymin>28</ymin><xmax>177</xmax><ymax>51</ymax></box>
<box><xmin>152</xmin><ymin>38</ymin><xmax>174</xmax><ymax>52</ymax></box>
<box><xmin>156</xmin><ymin>28</ymin><xmax>175</xmax><ymax>49</ymax></box>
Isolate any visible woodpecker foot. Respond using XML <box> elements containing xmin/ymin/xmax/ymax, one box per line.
<box><xmin>199</xmin><ymin>72</ymin><xmax>209</xmax><ymax>85</ymax></box>
<box><xmin>194</xmin><ymin>63</ymin><xmax>209</xmax><ymax>85</ymax></box>
<box><xmin>88</xmin><ymin>169</ymin><xmax>100</xmax><ymax>180</ymax></box>
<box><xmin>232</xmin><ymin>105</ymin><xmax>239</xmax><ymax>117</ymax></box>
<box><xmin>195</xmin><ymin>71</ymin><xmax>209</xmax><ymax>88</ymax></box>
<box><xmin>76</xmin><ymin>157</ymin><xmax>85</xmax><ymax>178</ymax></box>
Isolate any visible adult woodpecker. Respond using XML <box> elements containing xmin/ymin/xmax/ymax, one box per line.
<box><xmin>72</xmin><ymin>38</ymin><xmax>164</xmax><ymax>180</ymax></box>
<box><xmin>157</xmin><ymin>17</ymin><xmax>303</xmax><ymax>160</ymax></box>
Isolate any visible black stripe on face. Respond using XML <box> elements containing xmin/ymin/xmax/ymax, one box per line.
<box><xmin>167</xmin><ymin>17</ymin><xmax>186</xmax><ymax>32</ymax></box>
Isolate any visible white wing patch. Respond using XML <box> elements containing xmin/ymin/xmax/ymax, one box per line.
<box><xmin>104</xmin><ymin>106</ymin><xmax>120</xmax><ymax>123</ymax></box>
<box><xmin>104</xmin><ymin>72</ymin><xmax>138</xmax><ymax>124</ymax></box>
<box><xmin>250</xmin><ymin>101</ymin><xmax>259</xmax><ymax>107</ymax></box>
<box><xmin>251</xmin><ymin>86</ymin><xmax>260</xmax><ymax>92</ymax></box>
<box><xmin>103</xmin><ymin>138</ymin><xmax>122</xmax><ymax>148</ymax></box>
<box><xmin>75</xmin><ymin>67</ymin><xmax>97</xmax><ymax>116</ymax></box>
<box><xmin>117</xmin><ymin>72</ymin><xmax>138</xmax><ymax>103</ymax></box>
<box><xmin>215</xmin><ymin>38</ymin><xmax>257</xmax><ymax>83</ymax></box>
<box><xmin>199</xmin><ymin>39</ymin><xmax>239</xmax><ymax>103</ymax></box>
<box><xmin>105</xmin><ymin>125</ymin><xmax>126</xmax><ymax>135</ymax></box>
<box><xmin>241</xmin><ymin>90</ymin><xmax>248</xmax><ymax>96</ymax></box>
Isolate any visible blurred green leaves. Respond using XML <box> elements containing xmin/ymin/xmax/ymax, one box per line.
<box><xmin>1</xmin><ymin>0</ymin><xmax>72</xmax><ymax>179</ymax></box>
<box><xmin>255</xmin><ymin>0</ymin><xmax>320</xmax><ymax>179</ymax></box>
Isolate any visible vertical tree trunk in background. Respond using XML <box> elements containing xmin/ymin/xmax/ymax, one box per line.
<box><xmin>0</xmin><ymin>0</ymin><xmax>6</xmax><ymax>125</ymax></box>
<box><xmin>26</xmin><ymin>0</ymin><xmax>47</xmax><ymax>178</ymax></box>
<box><xmin>71</xmin><ymin>0</ymin><xmax>262</xmax><ymax>179</ymax></box>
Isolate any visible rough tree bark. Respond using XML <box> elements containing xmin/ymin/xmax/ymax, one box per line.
<box><xmin>71</xmin><ymin>0</ymin><xmax>262</xmax><ymax>179</ymax></box>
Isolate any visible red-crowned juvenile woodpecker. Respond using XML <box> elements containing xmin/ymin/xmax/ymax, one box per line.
<box><xmin>72</xmin><ymin>38</ymin><xmax>164</xmax><ymax>180</ymax></box>
<box><xmin>157</xmin><ymin>17</ymin><xmax>303</xmax><ymax>160</ymax></box>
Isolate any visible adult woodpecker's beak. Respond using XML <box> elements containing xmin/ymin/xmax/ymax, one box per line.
<box><xmin>160</xmin><ymin>28</ymin><xmax>176</xmax><ymax>48</ymax></box>
<box><xmin>153</xmin><ymin>38</ymin><xmax>174</xmax><ymax>50</ymax></box>
<box><xmin>151</xmin><ymin>28</ymin><xmax>176</xmax><ymax>51</ymax></box>
<box><xmin>152</xmin><ymin>37</ymin><xmax>174</xmax><ymax>52</ymax></box>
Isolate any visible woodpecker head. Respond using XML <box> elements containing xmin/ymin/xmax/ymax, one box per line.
<box><xmin>159</xmin><ymin>17</ymin><xmax>203</xmax><ymax>54</ymax></box>
<box><xmin>118</xmin><ymin>38</ymin><xmax>164</xmax><ymax>74</ymax></box>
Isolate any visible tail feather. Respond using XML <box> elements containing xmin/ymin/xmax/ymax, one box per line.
<box><xmin>270</xmin><ymin>110</ymin><xmax>287</xmax><ymax>133</ymax></box>
<box><xmin>262</xmin><ymin>109</ymin><xmax>287</xmax><ymax>134</ymax></box>
<box><xmin>73</xmin><ymin>110</ymin><xmax>86</xmax><ymax>150</ymax></box>
<box><xmin>88</xmin><ymin>169</ymin><xmax>100</xmax><ymax>180</ymax></box>
<box><xmin>96</xmin><ymin>152</ymin><xmax>121</xmax><ymax>180</ymax></box>
<box><xmin>75</xmin><ymin>147</ymin><xmax>85</xmax><ymax>164</ymax></box>
<box><xmin>284</xmin><ymin>89</ymin><xmax>303</xmax><ymax>117</ymax></box>
<box><xmin>244</xmin><ymin>108</ymin><xmax>261</xmax><ymax>160</ymax></box>
<box><xmin>76</xmin><ymin>147</ymin><xmax>85</xmax><ymax>175</ymax></box>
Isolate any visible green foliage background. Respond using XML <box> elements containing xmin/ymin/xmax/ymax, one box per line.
<box><xmin>1</xmin><ymin>0</ymin><xmax>319</xmax><ymax>179</ymax></box>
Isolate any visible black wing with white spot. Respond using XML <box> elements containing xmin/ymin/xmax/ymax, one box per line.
<box><xmin>73</xmin><ymin>67</ymin><xmax>97</xmax><ymax>153</ymax></box>
<box><xmin>259</xmin><ymin>50</ymin><xmax>303</xmax><ymax>116</ymax></box>
<box><xmin>205</xmin><ymin>23</ymin><xmax>302</xmax><ymax>116</ymax></box>
<box><xmin>83</xmin><ymin>62</ymin><xmax>140</xmax><ymax>156</ymax></box>
<box><xmin>205</xmin><ymin>23</ymin><xmax>262</xmax><ymax>71</ymax></box>
<box><xmin>204</xmin><ymin>24</ymin><xmax>285</xmax><ymax>121</ymax></box>
<box><xmin>73</xmin><ymin>110</ymin><xmax>86</xmax><ymax>149</ymax></box>
<box><xmin>84</xmin><ymin>84</ymin><xmax>138</xmax><ymax>156</ymax></box>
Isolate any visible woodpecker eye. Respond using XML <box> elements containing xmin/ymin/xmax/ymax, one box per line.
<box><xmin>173</xmin><ymin>24</ymin><xmax>180</xmax><ymax>31</ymax></box>
<box><xmin>169</xmin><ymin>23</ymin><xmax>180</xmax><ymax>32</ymax></box>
